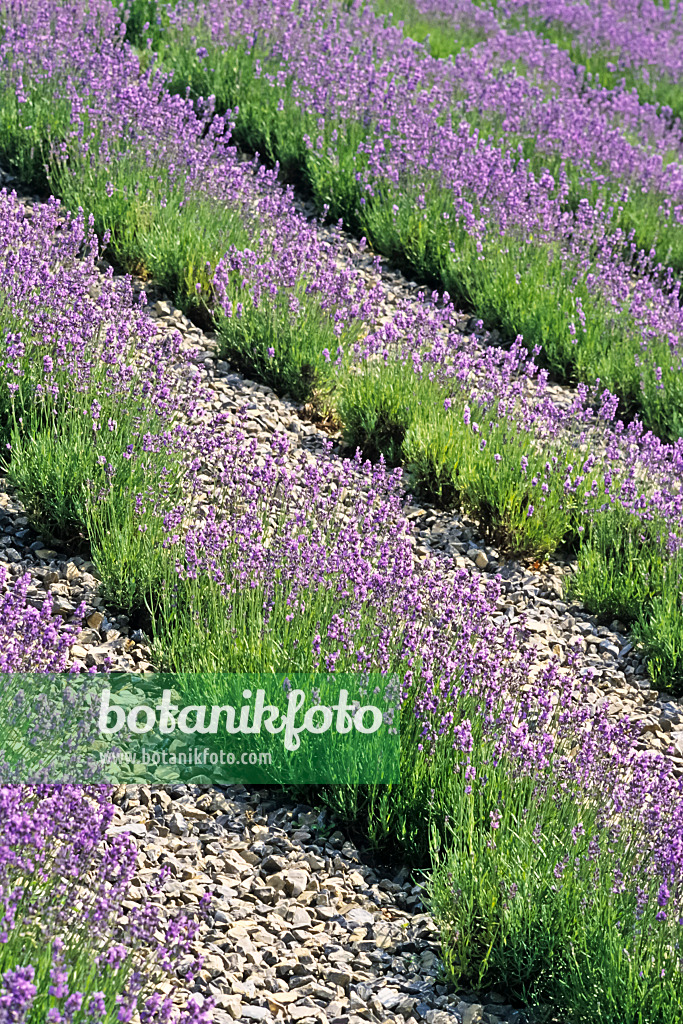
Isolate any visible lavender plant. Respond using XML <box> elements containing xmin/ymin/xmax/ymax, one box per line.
<box><xmin>0</xmin><ymin>571</ymin><xmax>211</xmax><ymax>1023</ymax></box>
<box><xmin>0</xmin><ymin>193</ymin><xmax>196</xmax><ymax>615</ymax></box>
<box><xmin>213</xmin><ymin>227</ymin><xmax>381</xmax><ymax>403</ymax></box>
<box><xmin>0</xmin><ymin>780</ymin><xmax>211</xmax><ymax>1024</ymax></box>
<box><xmin>429</xmin><ymin>731</ymin><xmax>683</xmax><ymax>1020</ymax></box>
<box><xmin>573</xmin><ymin>506</ymin><xmax>683</xmax><ymax>692</ymax></box>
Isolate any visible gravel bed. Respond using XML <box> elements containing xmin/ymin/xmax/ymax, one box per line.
<box><xmin>108</xmin><ymin>781</ymin><xmax>525</xmax><ymax>1024</ymax></box>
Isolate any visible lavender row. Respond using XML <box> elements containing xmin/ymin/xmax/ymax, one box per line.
<box><xmin>397</xmin><ymin>0</ymin><xmax>683</xmax><ymax>118</ymax></box>
<box><xmin>110</xmin><ymin>0</ymin><xmax>683</xmax><ymax>441</ymax></box>
<box><xmin>0</xmin><ymin>188</ymin><xmax>215</xmax><ymax>1018</ymax></box>
<box><xmin>8</xmin><ymin>0</ymin><xmax>682</xmax><ymax>444</ymax></box>
<box><xmin>376</xmin><ymin>0</ymin><xmax>683</xmax><ymax>276</ymax></box>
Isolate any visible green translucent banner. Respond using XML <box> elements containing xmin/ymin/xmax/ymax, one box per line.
<box><xmin>0</xmin><ymin>672</ymin><xmax>400</xmax><ymax>784</ymax></box>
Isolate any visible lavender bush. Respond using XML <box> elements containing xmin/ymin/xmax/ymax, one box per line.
<box><xmin>0</xmin><ymin>778</ymin><xmax>216</xmax><ymax>1023</ymax></box>
<box><xmin>0</xmin><ymin>571</ymin><xmax>211</xmax><ymax>1023</ymax></box>
<box><xmin>0</xmin><ymin>784</ymin><xmax>209</xmax><ymax>1024</ymax></box>
<box><xmin>428</xmin><ymin>714</ymin><xmax>683</xmax><ymax>1019</ymax></box>
<box><xmin>0</xmin><ymin>189</ymin><xmax>207</xmax><ymax>616</ymax></box>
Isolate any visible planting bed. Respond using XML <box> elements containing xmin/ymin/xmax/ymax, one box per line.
<box><xmin>4</xmin><ymin>1</ymin><xmax>683</xmax><ymax>1022</ymax></box>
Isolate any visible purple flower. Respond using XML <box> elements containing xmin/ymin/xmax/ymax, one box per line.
<box><xmin>0</xmin><ymin>965</ymin><xmax>36</xmax><ymax>1022</ymax></box>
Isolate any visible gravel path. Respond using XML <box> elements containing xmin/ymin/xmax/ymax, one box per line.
<box><xmin>109</xmin><ymin>780</ymin><xmax>523</xmax><ymax>1024</ymax></box>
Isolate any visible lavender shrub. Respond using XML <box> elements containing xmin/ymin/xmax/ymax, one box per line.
<box><xmin>0</xmin><ymin>188</ymin><xmax>209</xmax><ymax>614</ymax></box>
<box><xmin>0</xmin><ymin>571</ymin><xmax>211</xmax><ymax>1023</ymax></box>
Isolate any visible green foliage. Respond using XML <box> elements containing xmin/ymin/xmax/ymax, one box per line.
<box><xmin>313</xmin><ymin>692</ymin><xmax>467</xmax><ymax>865</ymax></box>
<box><xmin>574</xmin><ymin>508</ymin><xmax>683</xmax><ymax>694</ymax></box>
<box><xmin>49</xmin><ymin>150</ymin><xmax>252</xmax><ymax>319</ymax></box>
<box><xmin>372</xmin><ymin>0</ymin><xmax>490</xmax><ymax>58</ymax></box>
<box><xmin>0</xmin><ymin>934</ymin><xmax>139</xmax><ymax>1024</ymax></box>
<box><xmin>215</xmin><ymin>277</ymin><xmax>354</xmax><ymax>405</ymax></box>
<box><xmin>316</xmin><ymin>674</ymin><xmax>683</xmax><ymax>1024</ymax></box>
<box><xmin>119</xmin><ymin>0</ymin><xmax>164</xmax><ymax>47</ymax></box>
<box><xmin>341</xmin><ymin>359</ymin><xmax>595</xmax><ymax>557</ymax></box>
<box><xmin>149</xmin><ymin>511</ymin><xmax>389</xmax><ymax>678</ymax></box>
<box><xmin>636</xmin><ymin>577</ymin><xmax>683</xmax><ymax>694</ymax></box>
<box><xmin>0</xmin><ymin>72</ymin><xmax>63</xmax><ymax>195</ymax></box>
<box><xmin>0</xmin><ymin>306</ymin><xmax>188</xmax><ymax>619</ymax></box>
<box><xmin>366</xmin><ymin>182</ymin><xmax>683</xmax><ymax>439</ymax></box>
<box><xmin>573</xmin><ymin>508</ymin><xmax>664</xmax><ymax>626</ymax></box>
<box><xmin>339</xmin><ymin>359</ymin><xmax>417</xmax><ymax>466</ymax></box>
<box><xmin>6</xmin><ymin>404</ymin><xmax>186</xmax><ymax>618</ymax></box>
<box><xmin>430</xmin><ymin>757</ymin><xmax>683</xmax><ymax>1022</ymax></box>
